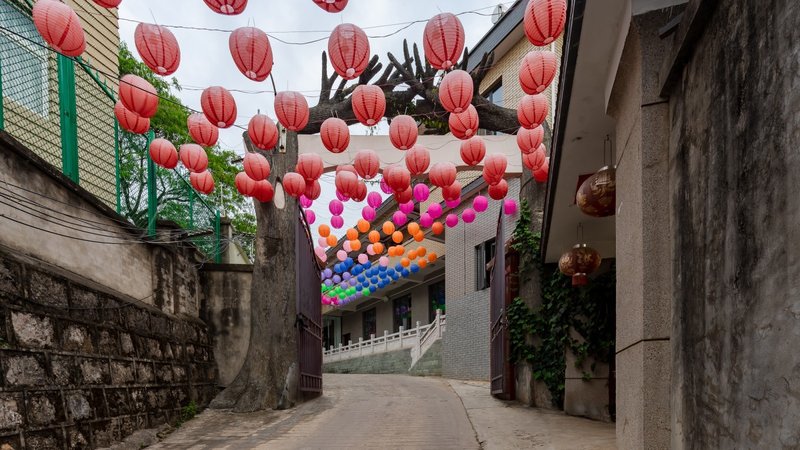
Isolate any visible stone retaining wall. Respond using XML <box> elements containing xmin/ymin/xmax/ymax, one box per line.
<box><xmin>323</xmin><ymin>349</ymin><xmax>412</xmax><ymax>375</ymax></box>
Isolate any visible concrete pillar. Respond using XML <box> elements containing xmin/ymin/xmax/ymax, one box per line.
<box><xmin>384</xmin><ymin>330</ymin><xmax>389</xmax><ymax>352</ymax></box>
<box><xmin>398</xmin><ymin>326</ymin><xmax>405</xmax><ymax>346</ymax></box>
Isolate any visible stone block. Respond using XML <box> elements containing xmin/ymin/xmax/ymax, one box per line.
<box><xmin>51</xmin><ymin>355</ymin><xmax>75</xmax><ymax>386</ymax></box>
<box><xmin>100</xmin><ymin>298</ymin><xmax>123</xmax><ymax>326</ymax></box>
<box><xmin>62</xmin><ymin>324</ymin><xmax>93</xmax><ymax>353</ymax></box>
<box><xmin>65</xmin><ymin>391</ymin><xmax>93</xmax><ymax>421</ymax></box>
<box><xmin>172</xmin><ymin>366</ymin><xmax>186</xmax><ymax>382</ymax></box>
<box><xmin>95</xmin><ymin>329</ymin><xmax>117</xmax><ymax>355</ymax></box>
<box><xmin>3</xmin><ymin>354</ymin><xmax>46</xmax><ymax>386</ymax></box>
<box><xmin>136</xmin><ymin>362</ymin><xmax>154</xmax><ymax>384</ymax></box>
<box><xmin>146</xmin><ymin>339</ymin><xmax>162</xmax><ymax>360</ymax></box>
<box><xmin>0</xmin><ymin>394</ymin><xmax>23</xmax><ymax>430</ymax></box>
<box><xmin>28</xmin><ymin>270</ymin><xmax>67</xmax><ymax>308</ymax></box>
<box><xmin>0</xmin><ymin>435</ymin><xmax>22</xmax><ymax>450</ymax></box>
<box><xmin>155</xmin><ymin>364</ymin><xmax>173</xmax><ymax>384</ymax></box>
<box><xmin>69</xmin><ymin>288</ymin><xmax>99</xmax><ymax>322</ymax></box>
<box><xmin>110</xmin><ymin>361</ymin><xmax>134</xmax><ymax>385</ymax></box>
<box><xmin>0</xmin><ymin>257</ymin><xmax>22</xmax><ymax>297</ymax></box>
<box><xmin>162</xmin><ymin>343</ymin><xmax>174</xmax><ymax>360</ymax></box>
<box><xmin>129</xmin><ymin>389</ymin><xmax>146</xmax><ymax>411</ymax></box>
<box><xmin>23</xmin><ymin>429</ymin><xmax>63</xmax><ymax>450</ymax></box>
<box><xmin>105</xmin><ymin>389</ymin><xmax>130</xmax><ymax>416</ymax></box>
<box><xmin>119</xmin><ymin>333</ymin><xmax>135</xmax><ymax>356</ymax></box>
<box><xmin>124</xmin><ymin>308</ymin><xmax>150</xmax><ymax>334</ymax></box>
<box><xmin>150</xmin><ymin>314</ymin><xmax>169</xmax><ymax>337</ymax></box>
<box><xmin>10</xmin><ymin>312</ymin><xmax>53</xmax><ymax>349</ymax></box>
<box><xmin>91</xmin><ymin>420</ymin><xmax>119</xmax><ymax>448</ymax></box>
<box><xmin>78</xmin><ymin>359</ymin><xmax>108</xmax><ymax>385</ymax></box>
<box><xmin>66</xmin><ymin>426</ymin><xmax>90</xmax><ymax>450</ymax></box>
<box><xmin>25</xmin><ymin>391</ymin><xmax>63</xmax><ymax>427</ymax></box>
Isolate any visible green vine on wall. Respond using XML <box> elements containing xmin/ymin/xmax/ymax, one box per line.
<box><xmin>508</xmin><ymin>200</ymin><xmax>616</xmax><ymax>408</ymax></box>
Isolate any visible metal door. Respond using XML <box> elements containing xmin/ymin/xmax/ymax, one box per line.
<box><xmin>490</xmin><ymin>212</ymin><xmax>515</xmax><ymax>400</ymax></box>
<box><xmin>296</xmin><ymin>208</ymin><xmax>322</xmax><ymax>396</ymax></box>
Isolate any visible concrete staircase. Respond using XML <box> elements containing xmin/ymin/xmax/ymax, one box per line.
<box><xmin>409</xmin><ymin>340</ymin><xmax>442</xmax><ymax>376</ymax></box>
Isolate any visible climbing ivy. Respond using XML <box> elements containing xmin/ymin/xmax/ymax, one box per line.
<box><xmin>507</xmin><ymin>200</ymin><xmax>616</xmax><ymax>408</ymax></box>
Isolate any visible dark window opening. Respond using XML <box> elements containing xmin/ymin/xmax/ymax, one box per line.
<box><xmin>428</xmin><ymin>280</ymin><xmax>446</xmax><ymax>323</ymax></box>
<box><xmin>393</xmin><ymin>295</ymin><xmax>412</xmax><ymax>332</ymax></box>
<box><xmin>476</xmin><ymin>238</ymin><xmax>496</xmax><ymax>291</ymax></box>
<box><xmin>362</xmin><ymin>308</ymin><xmax>376</xmax><ymax>340</ymax></box>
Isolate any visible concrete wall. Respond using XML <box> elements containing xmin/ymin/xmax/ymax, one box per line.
<box><xmin>324</xmin><ymin>349</ymin><xmax>412</xmax><ymax>375</ymax></box>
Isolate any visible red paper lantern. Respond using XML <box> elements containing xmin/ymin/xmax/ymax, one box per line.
<box><xmin>517</xmin><ymin>126</ymin><xmax>544</xmax><ymax>154</ymax></box>
<box><xmin>313</xmin><ymin>0</ymin><xmax>348</xmax><ymax>12</ymax></box>
<box><xmin>119</xmin><ymin>75</ymin><xmax>158</xmax><ymax>119</ymax></box>
<box><xmin>335</xmin><ymin>171</ymin><xmax>360</xmax><ymax>198</ymax></box>
<box><xmin>524</xmin><ymin>0</ymin><xmax>567</xmax><ymax>46</ymax></box>
<box><xmin>321</xmin><ymin>118</ymin><xmax>350</xmax><ymax>153</ymax></box>
<box><xmin>442</xmin><ymin>181</ymin><xmax>462</xmax><ymax>202</ymax></box>
<box><xmin>352</xmin><ymin>85</ymin><xmax>386</xmax><ymax>126</ymax></box>
<box><xmin>534</xmin><ymin>157</ymin><xmax>550</xmax><ymax>183</ymax></box>
<box><xmin>134</xmin><ymin>23</ymin><xmax>180</xmax><ymax>76</ymax></box>
<box><xmin>179</xmin><ymin>144</ymin><xmax>208</xmax><ymax>173</ymax></box>
<box><xmin>253</xmin><ymin>180</ymin><xmax>275</xmax><ymax>203</ymax></box>
<box><xmin>395</xmin><ymin>187</ymin><xmax>413</xmax><ymax>204</ymax></box>
<box><xmin>405</xmin><ymin>145</ymin><xmax>430</xmax><ymax>176</ymax></box>
<box><xmin>523</xmin><ymin>145</ymin><xmax>547</xmax><ymax>171</ymax></box>
<box><xmin>235</xmin><ymin>172</ymin><xmax>257</xmax><ymax>196</ymax></box>
<box><xmin>518</xmin><ymin>94</ymin><xmax>549</xmax><ymax>129</ymax></box>
<box><xmin>92</xmin><ymin>0</ymin><xmax>121</xmax><ymax>8</ymax></box>
<box><xmin>390</xmin><ymin>115</ymin><xmax>418</xmax><ymax>150</ymax></box>
<box><xmin>439</xmin><ymin>70</ymin><xmax>473</xmax><ymax>114</ymax></box>
<box><xmin>275</xmin><ymin>91</ymin><xmax>310</xmax><ymax>132</ymax></box>
<box><xmin>201</xmin><ymin>86</ymin><xmax>237</xmax><ymax>129</ymax></box>
<box><xmin>229</xmin><ymin>27</ymin><xmax>273</xmax><ymax>81</ymax></box>
<box><xmin>428</xmin><ymin>162</ymin><xmax>457</xmax><ymax>188</ymax></box>
<box><xmin>559</xmin><ymin>244</ymin><xmax>601</xmax><ymax>286</ymax></box>
<box><xmin>449</xmin><ymin>105</ymin><xmax>479</xmax><ymax>140</ymax></box>
<box><xmin>296</xmin><ymin>154</ymin><xmax>324</xmax><ymax>182</ymax></box>
<box><xmin>187</xmin><ymin>113</ymin><xmax>219</xmax><ymax>147</ymax></box>
<box><xmin>204</xmin><ymin>0</ymin><xmax>247</xmax><ymax>15</ymax></box>
<box><xmin>520</xmin><ymin>51</ymin><xmax>558</xmax><ymax>95</ymax></box>
<box><xmin>305</xmin><ymin>180</ymin><xmax>322</xmax><ymax>200</ymax></box>
<box><xmin>190</xmin><ymin>171</ymin><xmax>215</xmax><ymax>195</ymax></box>
<box><xmin>354</xmin><ymin>150</ymin><xmax>380</xmax><ymax>180</ymax></box>
<box><xmin>489</xmin><ymin>179</ymin><xmax>509</xmax><ymax>200</ymax></box>
<box><xmin>423</xmin><ymin>13</ymin><xmax>465</xmax><ymax>70</ymax></box>
<box><xmin>328</xmin><ymin>24</ymin><xmax>370</xmax><ymax>80</ymax></box>
<box><xmin>460</xmin><ymin>136</ymin><xmax>486</xmax><ymax>166</ymax></box>
<box><xmin>385</xmin><ymin>166</ymin><xmax>411</xmax><ymax>193</ymax></box>
<box><xmin>336</xmin><ymin>164</ymin><xmax>358</xmax><ymax>176</ymax></box>
<box><xmin>483</xmin><ymin>153</ymin><xmax>508</xmax><ymax>186</ymax></box>
<box><xmin>352</xmin><ymin>181</ymin><xmax>368</xmax><ymax>202</ymax></box>
<box><xmin>243</xmin><ymin>152</ymin><xmax>270</xmax><ymax>181</ymax></box>
<box><xmin>33</xmin><ymin>0</ymin><xmax>86</xmax><ymax>57</ymax></box>
<box><xmin>114</xmin><ymin>102</ymin><xmax>149</xmax><ymax>134</ymax></box>
<box><xmin>248</xmin><ymin>114</ymin><xmax>279</xmax><ymax>151</ymax></box>
<box><xmin>149</xmin><ymin>139</ymin><xmax>178</xmax><ymax>169</ymax></box>
<box><xmin>282</xmin><ymin>172</ymin><xmax>306</xmax><ymax>198</ymax></box>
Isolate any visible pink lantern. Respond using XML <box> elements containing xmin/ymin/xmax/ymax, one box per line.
<box><xmin>504</xmin><ymin>199</ymin><xmax>519</xmax><ymax>216</ymax></box>
<box><xmin>149</xmin><ymin>139</ymin><xmax>178</xmax><ymax>169</ymax></box>
<box><xmin>352</xmin><ymin>85</ymin><xmax>386</xmax><ymax>126</ymax></box>
<box><xmin>33</xmin><ymin>0</ymin><xmax>86</xmax><ymax>57</ymax></box>
<box><xmin>119</xmin><ymin>75</ymin><xmax>158</xmax><ymax>119</ymax></box>
<box><xmin>483</xmin><ymin>154</ymin><xmax>508</xmax><ymax>186</ymax></box>
<box><xmin>446</xmin><ymin>197</ymin><xmax>461</xmax><ymax>209</ymax></box>
<box><xmin>282</xmin><ymin>172</ymin><xmax>306</xmax><ymax>198</ymax></box>
<box><xmin>252</xmin><ymin>180</ymin><xmax>275</xmax><ymax>203</ymax></box>
<box><xmin>204</xmin><ymin>0</ymin><xmax>247</xmax><ymax>15</ymax></box>
<box><xmin>428</xmin><ymin>162</ymin><xmax>457</xmax><ymax>188</ymax></box>
<box><xmin>524</xmin><ymin>0</ymin><xmax>567</xmax><ymax>46</ymax></box>
<box><xmin>358</xmin><ymin>253</ymin><xmax>369</xmax><ymax>264</ymax></box>
<box><xmin>296</xmin><ymin>154</ymin><xmax>324</xmax><ymax>182</ymax></box>
<box><xmin>427</xmin><ymin>203</ymin><xmax>443</xmax><ymax>219</ymax></box>
<box><xmin>473</xmin><ymin>195</ymin><xmax>489</xmax><ymax>213</ymax></box>
<box><xmin>344</xmin><ymin>239</ymin><xmax>352</xmax><ymax>252</ymax></box>
<box><xmin>300</xmin><ymin>195</ymin><xmax>313</xmax><ymax>208</ymax></box>
<box><xmin>399</xmin><ymin>201</ymin><xmax>415</xmax><ymax>215</ymax></box>
<box><xmin>187</xmin><ymin>113</ymin><xmax>219</xmax><ymax>147</ymax></box>
<box><xmin>517</xmin><ymin>126</ymin><xmax>544</xmax><ymax>154</ymax></box>
<box><xmin>460</xmin><ymin>136</ymin><xmax>486</xmax><ymax>166</ymax></box>
<box><xmin>235</xmin><ymin>172</ymin><xmax>256</xmax><ymax>197</ymax></box>
<box><xmin>337</xmin><ymin>190</ymin><xmax>350</xmax><ymax>202</ymax></box>
<box><xmin>519</xmin><ymin>51</ymin><xmax>558</xmax><ymax>95</ymax></box>
<box><xmin>229</xmin><ymin>27</ymin><xmax>273</xmax><ymax>81</ymax></box>
<box><xmin>423</xmin><ymin>13</ymin><xmax>465</xmax><ymax>70</ymax></box>
<box><xmin>489</xmin><ymin>179</ymin><xmax>509</xmax><ymax>200</ymax></box>
<box><xmin>393</xmin><ymin>211</ymin><xmax>408</xmax><ymax>227</ymax></box>
<box><xmin>329</xmin><ymin>199</ymin><xmax>344</xmax><ymax>216</ymax></box>
<box><xmin>321</xmin><ymin>118</ymin><xmax>350</xmax><ymax>153</ymax></box>
<box><xmin>201</xmin><ymin>86</ymin><xmax>237</xmax><ymax>129</ymax></box>
<box><xmin>379</xmin><ymin>256</ymin><xmax>389</xmax><ymax>267</ymax></box>
<box><xmin>114</xmin><ymin>102</ymin><xmax>149</xmax><ymax>134</ymax></box>
<box><xmin>243</xmin><ymin>152</ymin><xmax>271</xmax><ymax>181</ymax></box>
<box><xmin>534</xmin><ymin>157</ymin><xmax>550</xmax><ymax>183</ymax></box>
<box><xmin>306</xmin><ymin>210</ymin><xmax>317</xmax><ymax>225</ymax></box>
<box><xmin>134</xmin><ymin>23</ymin><xmax>180</xmax><ymax>76</ymax></box>
<box><xmin>305</xmin><ymin>180</ymin><xmax>322</xmax><ymax>200</ymax></box>
<box><xmin>442</xmin><ymin>181</ymin><xmax>462</xmax><ymax>202</ymax></box>
<box><xmin>190</xmin><ymin>171</ymin><xmax>215</xmax><ymax>195</ymax></box>
<box><xmin>328</xmin><ymin>23</ymin><xmax>370</xmax><ymax>80</ymax></box>
<box><xmin>92</xmin><ymin>0</ymin><xmax>121</xmax><ymax>8</ymax></box>
<box><xmin>405</xmin><ymin>145</ymin><xmax>430</xmax><ymax>175</ymax></box>
<box><xmin>179</xmin><ymin>144</ymin><xmax>208</xmax><ymax>173</ymax></box>
<box><xmin>389</xmin><ymin>115</ymin><xmax>418</xmax><ymax>150</ymax></box>
<box><xmin>462</xmin><ymin>208</ymin><xmax>476</xmax><ymax>224</ymax></box>
<box><xmin>335</xmin><ymin>171</ymin><xmax>360</xmax><ymax>198</ymax></box>
<box><xmin>313</xmin><ymin>0</ymin><xmax>348</xmax><ymax>13</ymax></box>
<box><xmin>354</xmin><ymin>150</ymin><xmax>380</xmax><ymax>180</ymax></box>
<box><xmin>419</xmin><ymin>213</ymin><xmax>433</xmax><ymax>228</ymax></box>
<box><xmin>380</xmin><ymin>177</ymin><xmax>393</xmax><ymax>195</ymax></box>
<box><xmin>385</xmin><ymin>166</ymin><xmax>411</xmax><ymax>193</ymax></box>
<box><xmin>331</xmin><ymin>215</ymin><xmax>345</xmax><ymax>229</ymax></box>
<box><xmin>445</xmin><ymin>214</ymin><xmax>459</xmax><ymax>228</ymax></box>
<box><xmin>524</xmin><ymin>145</ymin><xmax>547</xmax><ymax>172</ymax></box>
<box><xmin>439</xmin><ymin>70</ymin><xmax>473</xmax><ymax>113</ymax></box>
<box><xmin>275</xmin><ymin>91</ymin><xmax>310</xmax><ymax>132</ymax></box>
<box><xmin>248</xmin><ymin>115</ymin><xmax>279</xmax><ymax>150</ymax></box>
<box><xmin>337</xmin><ymin>250</ymin><xmax>348</xmax><ymax>262</ymax></box>
<box><xmin>395</xmin><ymin>187</ymin><xmax>413</xmax><ymax>204</ymax></box>
<box><xmin>362</xmin><ymin>206</ymin><xmax>376</xmax><ymax>222</ymax></box>
<box><xmin>352</xmin><ymin>181</ymin><xmax>368</xmax><ymax>202</ymax></box>
<box><xmin>367</xmin><ymin>192</ymin><xmax>383</xmax><ymax>208</ymax></box>
<box><xmin>413</xmin><ymin>184</ymin><xmax>430</xmax><ymax>203</ymax></box>
<box><xmin>518</xmin><ymin>94</ymin><xmax>549</xmax><ymax>129</ymax></box>
<box><xmin>449</xmin><ymin>105</ymin><xmax>479</xmax><ymax>140</ymax></box>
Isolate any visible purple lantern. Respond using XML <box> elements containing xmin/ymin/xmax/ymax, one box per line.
<box><xmin>331</xmin><ymin>215</ymin><xmax>344</xmax><ymax>229</ymax></box>
<box><xmin>473</xmin><ymin>195</ymin><xmax>489</xmax><ymax>213</ymax></box>
<box><xmin>362</xmin><ymin>206</ymin><xmax>377</xmax><ymax>222</ymax></box>
<box><xmin>367</xmin><ymin>192</ymin><xmax>383</xmax><ymax>208</ymax></box>
<box><xmin>393</xmin><ymin>211</ymin><xmax>408</xmax><ymax>227</ymax></box>
<box><xmin>329</xmin><ymin>199</ymin><xmax>344</xmax><ymax>216</ymax></box>
<box><xmin>445</xmin><ymin>214</ymin><xmax>459</xmax><ymax>228</ymax></box>
<box><xmin>462</xmin><ymin>208</ymin><xmax>476</xmax><ymax>224</ymax></box>
<box><xmin>399</xmin><ymin>201</ymin><xmax>414</xmax><ymax>215</ymax></box>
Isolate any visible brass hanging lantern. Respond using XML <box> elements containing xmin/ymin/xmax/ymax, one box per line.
<box><xmin>559</xmin><ymin>239</ymin><xmax>601</xmax><ymax>287</ymax></box>
<box><xmin>577</xmin><ymin>136</ymin><xmax>616</xmax><ymax>217</ymax></box>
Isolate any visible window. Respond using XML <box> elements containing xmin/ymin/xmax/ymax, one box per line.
<box><xmin>428</xmin><ymin>281</ymin><xmax>446</xmax><ymax>323</ymax></box>
<box><xmin>481</xmin><ymin>81</ymin><xmax>504</xmax><ymax>135</ymax></box>
<box><xmin>393</xmin><ymin>295</ymin><xmax>412</xmax><ymax>332</ymax></box>
<box><xmin>475</xmin><ymin>238</ymin><xmax>496</xmax><ymax>291</ymax></box>
<box><xmin>0</xmin><ymin>2</ymin><xmax>50</xmax><ymax>117</ymax></box>
<box><xmin>323</xmin><ymin>316</ymin><xmax>341</xmax><ymax>350</ymax></box>
<box><xmin>362</xmin><ymin>308</ymin><xmax>376</xmax><ymax>340</ymax></box>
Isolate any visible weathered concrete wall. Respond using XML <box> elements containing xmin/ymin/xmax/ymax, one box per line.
<box><xmin>409</xmin><ymin>340</ymin><xmax>442</xmax><ymax>377</ymax></box>
<box><xmin>323</xmin><ymin>349</ymin><xmax>412</xmax><ymax>375</ymax></box>
<box><xmin>667</xmin><ymin>1</ymin><xmax>800</xmax><ymax>447</ymax></box>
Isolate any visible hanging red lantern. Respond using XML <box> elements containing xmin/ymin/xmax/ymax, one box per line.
<box><xmin>518</xmin><ymin>94</ymin><xmax>549</xmax><ymax>129</ymax></box>
<box><xmin>235</xmin><ymin>172</ymin><xmax>257</xmax><ymax>197</ymax></box>
<box><xmin>335</xmin><ymin>171</ymin><xmax>360</xmax><ymax>198</ymax></box>
<box><xmin>449</xmin><ymin>105</ymin><xmax>479</xmax><ymax>140</ymax></box>
<box><xmin>352</xmin><ymin>85</ymin><xmax>386</xmax><ymax>126</ymax></box>
<box><xmin>203</xmin><ymin>0</ymin><xmax>247</xmax><ymax>15</ymax></box>
<box><xmin>395</xmin><ymin>187</ymin><xmax>413</xmax><ymax>204</ymax></box>
<box><xmin>428</xmin><ymin>162</ymin><xmax>456</xmax><ymax>188</ymax></box>
<box><xmin>390</xmin><ymin>115</ymin><xmax>418</xmax><ymax>150</ymax></box>
<box><xmin>253</xmin><ymin>180</ymin><xmax>275</xmax><ymax>203</ymax></box>
<box><xmin>534</xmin><ymin>157</ymin><xmax>550</xmax><ymax>183</ymax></box>
<box><xmin>336</xmin><ymin>164</ymin><xmax>358</xmax><ymax>176</ymax></box>
<box><xmin>328</xmin><ymin>23</ymin><xmax>370</xmax><ymax>80</ymax></box>
<box><xmin>558</xmin><ymin>244</ymin><xmax>601</xmax><ymax>286</ymax></box>
<box><xmin>191</xmin><ymin>171</ymin><xmax>215</xmax><ymax>195</ymax></box>
<box><xmin>482</xmin><ymin>154</ymin><xmax>508</xmax><ymax>186</ymax></box>
<box><xmin>229</xmin><ymin>27</ymin><xmax>273</xmax><ymax>81</ymax></box>
<box><xmin>517</xmin><ymin>126</ymin><xmax>544</xmax><ymax>154</ymax></box>
<box><xmin>577</xmin><ymin>166</ymin><xmax>616</xmax><ymax>218</ymax></box>
<box><xmin>243</xmin><ymin>152</ymin><xmax>270</xmax><ymax>181</ymax></box>
<box><xmin>92</xmin><ymin>0</ymin><xmax>121</xmax><ymax>8</ymax></box>
<box><xmin>405</xmin><ymin>145</ymin><xmax>430</xmax><ymax>176</ymax></box>
<box><xmin>32</xmin><ymin>0</ymin><xmax>86</xmax><ymax>57</ymax></box>
<box><xmin>179</xmin><ymin>144</ymin><xmax>208</xmax><ymax>173</ymax></box>
<box><xmin>305</xmin><ymin>180</ymin><xmax>322</xmax><ymax>200</ymax></box>
<box><xmin>385</xmin><ymin>166</ymin><xmax>411</xmax><ymax>193</ymax></box>
<box><xmin>523</xmin><ymin>145</ymin><xmax>546</xmax><ymax>172</ymax></box>
<box><xmin>519</xmin><ymin>51</ymin><xmax>558</xmax><ymax>95</ymax></box>
<box><xmin>282</xmin><ymin>172</ymin><xmax>306</xmax><ymax>198</ymax></box>
<box><xmin>442</xmin><ymin>181</ymin><xmax>462</xmax><ymax>202</ymax></box>
<box><xmin>321</xmin><ymin>118</ymin><xmax>350</xmax><ymax>153</ymax></box>
<box><xmin>489</xmin><ymin>179</ymin><xmax>509</xmax><ymax>200</ymax></box>
<box><xmin>296</xmin><ymin>154</ymin><xmax>324</xmax><ymax>182</ymax></box>
<box><xmin>201</xmin><ymin>86</ymin><xmax>237</xmax><ymax>129</ymax></box>
<box><xmin>187</xmin><ymin>113</ymin><xmax>219</xmax><ymax>147</ymax></box>
<box><xmin>149</xmin><ymin>139</ymin><xmax>178</xmax><ymax>169</ymax></box>
<box><xmin>524</xmin><ymin>0</ymin><xmax>567</xmax><ymax>46</ymax></box>
<box><xmin>423</xmin><ymin>13</ymin><xmax>465</xmax><ymax>70</ymax></box>
<box><xmin>439</xmin><ymin>70</ymin><xmax>473</xmax><ymax>114</ymax></box>
<box><xmin>460</xmin><ymin>136</ymin><xmax>486</xmax><ymax>166</ymax></box>
<box><xmin>248</xmin><ymin>114</ymin><xmax>279</xmax><ymax>151</ymax></box>
<box><xmin>354</xmin><ymin>150</ymin><xmax>380</xmax><ymax>180</ymax></box>
<box><xmin>114</xmin><ymin>102</ymin><xmax>149</xmax><ymax>134</ymax></box>
<box><xmin>313</xmin><ymin>0</ymin><xmax>348</xmax><ymax>12</ymax></box>
<box><xmin>352</xmin><ymin>181</ymin><xmax>368</xmax><ymax>202</ymax></box>
<box><xmin>119</xmin><ymin>75</ymin><xmax>158</xmax><ymax>118</ymax></box>
<box><xmin>134</xmin><ymin>23</ymin><xmax>180</xmax><ymax>76</ymax></box>
<box><xmin>274</xmin><ymin>91</ymin><xmax>310</xmax><ymax>132</ymax></box>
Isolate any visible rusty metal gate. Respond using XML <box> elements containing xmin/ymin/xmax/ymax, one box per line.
<box><xmin>296</xmin><ymin>208</ymin><xmax>322</xmax><ymax>396</ymax></box>
<box><xmin>490</xmin><ymin>212</ymin><xmax>516</xmax><ymax>400</ymax></box>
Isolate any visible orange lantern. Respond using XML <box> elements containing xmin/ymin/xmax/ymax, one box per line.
<box><xmin>558</xmin><ymin>244</ymin><xmax>601</xmax><ymax>286</ymax></box>
<box><xmin>524</xmin><ymin>0</ymin><xmax>567</xmax><ymax>46</ymax></box>
<box><xmin>321</xmin><ymin>118</ymin><xmax>350</xmax><ymax>153</ymax></box>
<box><xmin>354</xmin><ymin>150</ymin><xmax>380</xmax><ymax>180</ymax></box>
<box><xmin>518</xmin><ymin>94</ymin><xmax>549</xmax><ymax>129</ymax></box>
<box><xmin>179</xmin><ymin>144</ymin><xmax>208</xmax><ymax>173</ymax></box>
<box><xmin>392</xmin><ymin>231</ymin><xmax>404</xmax><ymax>244</ymax></box>
<box><xmin>432</xmin><ymin>222</ymin><xmax>444</xmax><ymax>236</ymax></box>
<box><xmin>352</xmin><ymin>85</ymin><xmax>386</xmax><ymax>126</ymax></box>
<box><xmin>368</xmin><ymin>230</ymin><xmax>380</xmax><ymax>243</ymax></box>
<box><xmin>346</xmin><ymin>228</ymin><xmax>358</xmax><ymax>240</ymax></box>
<box><xmin>119</xmin><ymin>75</ymin><xmax>158</xmax><ymax>119</ymax></box>
<box><xmin>417</xmin><ymin>247</ymin><xmax>427</xmax><ymax>257</ymax></box>
<box><xmin>405</xmin><ymin>145</ymin><xmax>430</xmax><ymax>176</ymax></box>
<box><xmin>390</xmin><ymin>115</ymin><xmax>418</xmax><ymax>150</ymax></box>
<box><xmin>313</xmin><ymin>0</ymin><xmax>348</xmax><ymax>12</ymax></box>
<box><xmin>385</xmin><ymin>166</ymin><xmax>411</xmax><ymax>193</ymax></box>
<box><xmin>519</xmin><ymin>51</ymin><xmax>558</xmax><ymax>95</ymax></box>
<box><xmin>204</xmin><ymin>0</ymin><xmax>247</xmax><ymax>15</ymax></box>
<box><xmin>428</xmin><ymin>252</ymin><xmax>438</xmax><ymax>263</ymax></box>
<box><xmin>201</xmin><ymin>86</ymin><xmax>237</xmax><ymax>129</ymax></box>
<box><xmin>319</xmin><ymin>224</ymin><xmax>331</xmax><ymax>238</ymax></box>
<box><xmin>187</xmin><ymin>113</ymin><xmax>219</xmax><ymax>147</ymax></box>
<box><xmin>335</xmin><ymin>171</ymin><xmax>359</xmax><ymax>198</ymax></box>
<box><xmin>489</xmin><ymin>179</ymin><xmax>509</xmax><ymax>200</ymax></box>
<box><xmin>418</xmin><ymin>259</ymin><xmax>428</xmax><ymax>269</ymax></box>
<box><xmin>449</xmin><ymin>105</ymin><xmax>479</xmax><ymax>140</ymax></box>
<box><xmin>401</xmin><ymin>258</ymin><xmax>411</xmax><ymax>268</ymax></box>
<box><xmin>382</xmin><ymin>221</ymin><xmax>395</xmax><ymax>235</ymax></box>
<box><xmin>244</xmin><ymin>152</ymin><xmax>270</xmax><ymax>181</ymax></box>
<box><xmin>248</xmin><ymin>114</ymin><xmax>279</xmax><ymax>150</ymax></box>
<box><xmin>134</xmin><ymin>23</ymin><xmax>180</xmax><ymax>76</ymax></box>
<box><xmin>428</xmin><ymin>162</ymin><xmax>457</xmax><ymax>188</ymax></box>
<box><xmin>282</xmin><ymin>172</ymin><xmax>306</xmax><ymax>198</ymax></box>
<box><xmin>414</xmin><ymin>231</ymin><xmax>425</xmax><ymax>242</ymax></box>
<box><xmin>534</xmin><ymin>157</ymin><xmax>550</xmax><ymax>183</ymax></box>
<box><xmin>235</xmin><ymin>172</ymin><xmax>257</xmax><ymax>197</ymax></box>
<box><xmin>328</xmin><ymin>23</ymin><xmax>370</xmax><ymax>80</ymax></box>
<box><xmin>92</xmin><ymin>0</ymin><xmax>121</xmax><ymax>7</ymax></box>
<box><xmin>523</xmin><ymin>145</ymin><xmax>547</xmax><ymax>172</ymax></box>
<box><xmin>517</xmin><ymin>126</ymin><xmax>544</xmax><ymax>154</ymax></box>
<box><xmin>326</xmin><ymin>234</ymin><xmax>338</xmax><ymax>247</ymax></box>
<box><xmin>460</xmin><ymin>136</ymin><xmax>486</xmax><ymax>166</ymax></box>
<box><xmin>275</xmin><ymin>91</ymin><xmax>310</xmax><ymax>132</ymax></box>
<box><xmin>408</xmin><ymin>222</ymin><xmax>420</xmax><ymax>236</ymax></box>
<box><xmin>33</xmin><ymin>0</ymin><xmax>86</xmax><ymax>57</ymax></box>
<box><xmin>351</xmin><ymin>240</ymin><xmax>362</xmax><ymax>252</ymax></box>
<box><xmin>114</xmin><ymin>102</ymin><xmax>149</xmax><ymax>134</ymax></box>
<box><xmin>423</xmin><ymin>13</ymin><xmax>465</xmax><ymax>70</ymax></box>
<box><xmin>439</xmin><ymin>70</ymin><xmax>473</xmax><ymax>114</ymax></box>
<box><xmin>482</xmin><ymin>154</ymin><xmax>508</xmax><ymax>186</ymax></box>
<box><xmin>442</xmin><ymin>181</ymin><xmax>462</xmax><ymax>202</ymax></box>
<box><xmin>253</xmin><ymin>180</ymin><xmax>275</xmax><ymax>203</ymax></box>
<box><xmin>395</xmin><ymin>245</ymin><xmax>406</xmax><ymax>255</ymax></box>
<box><xmin>305</xmin><ymin>180</ymin><xmax>322</xmax><ymax>200</ymax></box>
<box><xmin>149</xmin><ymin>139</ymin><xmax>178</xmax><ymax>169</ymax></box>
<box><xmin>229</xmin><ymin>27</ymin><xmax>273</xmax><ymax>81</ymax></box>
<box><xmin>190</xmin><ymin>171</ymin><xmax>215</xmax><ymax>195</ymax></box>
<box><xmin>296</xmin><ymin>154</ymin><xmax>323</xmax><ymax>182</ymax></box>
<box><xmin>373</xmin><ymin>242</ymin><xmax>385</xmax><ymax>254</ymax></box>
